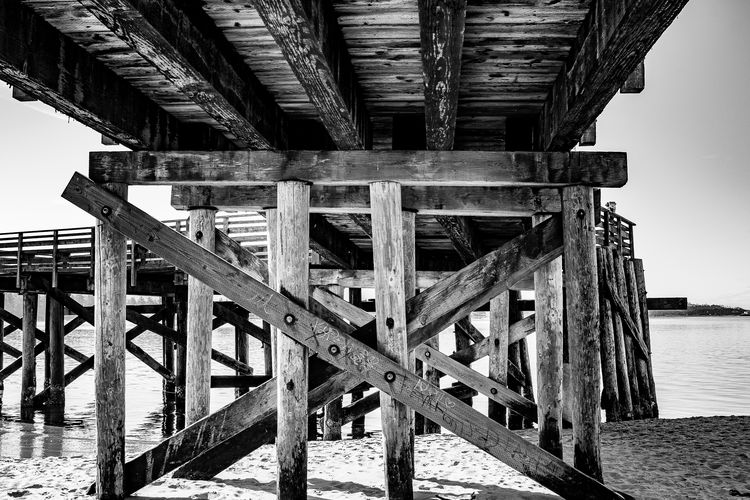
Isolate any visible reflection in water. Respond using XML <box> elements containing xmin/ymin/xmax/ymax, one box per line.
<box><xmin>0</xmin><ymin>317</ymin><xmax>749</xmax><ymax>459</ymax></box>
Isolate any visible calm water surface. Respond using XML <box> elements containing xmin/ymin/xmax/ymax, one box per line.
<box><xmin>0</xmin><ymin>315</ymin><xmax>748</xmax><ymax>458</ymax></box>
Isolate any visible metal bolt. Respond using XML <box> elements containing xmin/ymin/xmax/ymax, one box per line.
<box><xmin>101</xmin><ymin>206</ymin><xmax>112</xmax><ymax>217</ymax></box>
<box><xmin>385</xmin><ymin>317</ymin><xmax>395</xmax><ymax>328</ymax></box>
<box><xmin>490</xmin><ymin>387</ymin><xmax>498</xmax><ymax>395</ymax></box>
<box><xmin>424</xmin><ymin>350</ymin><xmax>431</xmax><ymax>359</ymax></box>
<box><xmin>576</xmin><ymin>209</ymin><xmax>586</xmax><ymax>220</ymax></box>
<box><xmin>195</xmin><ymin>230</ymin><xmax>203</xmax><ymax>240</ymax></box>
<box><xmin>384</xmin><ymin>371</ymin><xmax>396</xmax><ymax>383</ymax></box>
<box><xmin>328</xmin><ymin>344</ymin><xmax>340</xmax><ymax>356</ymax></box>
<box><xmin>284</xmin><ymin>313</ymin><xmax>295</xmax><ymax>325</ymax></box>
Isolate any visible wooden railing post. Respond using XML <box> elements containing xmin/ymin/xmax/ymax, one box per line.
<box><xmin>276</xmin><ymin>181</ymin><xmax>310</xmax><ymax>500</ymax></box>
<box><xmin>20</xmin><ymin>291</ymin><xmax>38</xmax><ymax>421</ymax></box>
<box><xmin>533</xmin><ymin>213</ymin><xmax>564</xmax><ymax>457</ymax></box>
<box><xmin>370</xmin><ymin>181</ymin><xmax>413</xmax><ymax>499</ymax></box>
<box><xmin>94</xmin><ymin>182</ymin><xmax>128</xmax><ymax>499</ymax></box>
<box><xmin>186</xmin><ymin>208</ymin><xmax>216</xmax><ymax>425</ymax></box>
<box><xmin>562</xmin><ymin>185</ymin><xmax>602</xmax><ymax>481</ymax></box>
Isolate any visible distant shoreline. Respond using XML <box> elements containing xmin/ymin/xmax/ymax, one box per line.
<box><xmin>652</xmin><ymin>304</ymin><xmax>750</xmax><ymax>317</ymax></box>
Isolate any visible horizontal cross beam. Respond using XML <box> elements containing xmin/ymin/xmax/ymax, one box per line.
<box><xmin>172</xmin><ymin>185</ymin><xmax>563</xmax><ymax>216</ymax></box>
<box><xmin>90</xmin><ymin>150</ymin><xmax>627</xmax><ymax>187</ymax></box>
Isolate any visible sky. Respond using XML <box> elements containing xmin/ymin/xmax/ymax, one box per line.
<box><xmin>0</xmin><ymin>0</ymin><xmax>748</xmax><ymax>307</ymax></box>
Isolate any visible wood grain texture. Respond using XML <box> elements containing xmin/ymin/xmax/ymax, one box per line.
<box><xmin>621</xmin><ymin>61</ymin><xmax>645</xmax><ymax>94</ymax></box>
<box><xmin>275</xmin><ymin>181</ymin><xmax>310</xmax><ymax>499</ymax></box>
<box><xmin>487</xmin><ymin>291</ymin><xmax>509</xmax><ymax>418</ymax></box>
<box><xmin>20</xmin><ymin>293</ymin><xmax>38</xmax><ymax>417</ymax></box>
<box><xmin>253</xmin><ymin>0</ymin><xmax>370</xmax><ymax>148</ymax></box>
<box><xmin>533</xmin><ymin>214</ymin><xmax>563</xmax><ymax>457</ymax></box>
<box><xmin>172</xmin><ymin>185</ymin><xmax>563</xmax><ymax>216</ymax></box>
<box><xmin>94</xmin><ymin>182</ymin><xmax>128</xmax><ymax>500</ymax></box>
<box><xmin>562</xmin><ymin>186</ymin><xmax>601</xmax><ymax>481</ymax></box>
<box><xmin>633</xmin><ymin>259</ymin><xmax>658</xmax><ymax>418</ymax></box>
<box><xmin>323</xmin><ymin>285</ymin><xmax>343</xmax><ymax>441</ymax></box>
<box><xmin>625</xmin><ymin>259</ymin><xmax>654</xmax><ymax>418</ymax></box>
<box><xmin>91</xmin><ymin>150</ymin><xmax>628</xmax><ymax>188</ymax></box>
<box><xmin>596</xmin><ymin>247</ymin><xmax>620</xmax><ymax>423</ymax></box>
<box><xmin>61</xmin><ymin>177</ymin><xmax>623</xmax><ymax>500</ymax></box>
<box><xmin>370</xmin><ymin>182</ymin><xmax>413</xmax><ymax>498</ymax></box>
<box><xmin>47</xmin><ymin>295</ymin><xmax>66</xmax><ymax>412</ymax></box>
<box><xmin>186</xmin><ymin>209</ymin><xmax>216</xmax><ymax>425</ymax></box>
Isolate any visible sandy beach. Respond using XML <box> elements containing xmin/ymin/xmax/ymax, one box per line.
<box><xmin>1</xmin><ymin>416</ymin><xmax>748</xmax><ymax>499</ymax></box>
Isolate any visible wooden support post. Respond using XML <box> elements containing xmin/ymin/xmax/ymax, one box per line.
<box><xmin>633</xmin><ymin>259</ymin><xmax>658</xmax><ymax>418</ymax></box>
<box><xmin>625</xmin><ymin>259</ymin><xmax>654</xmax><ymax>418</ymax></box>
<box><xmin>370</xmin><ymin>181</ymin><xmax>413</xmax><ymax>499</ymax></box>
<box><xmin>507</xmin><ymin>341</ymin><xmax>524</xmax><ymax>430</ymax></box>
<box><xmin>453</xmin><ymin>317</ymin><xmax>474</xmax><ymax>407</ymax></box>
<box><xmin>348</xmin><ymin>288</ymin><xmax>366</xmax><ymax>439</ymax></box>
<box><xmin>612</xmin><ymin>250</ymin><xmax>641</xmax><ymax>419</ymax></box>
<box><xmin>0</xmin><ymin>293</ymin><xmax>4</xmax><ymax>408</ymax></box>
<box><xmin>94</xmin><ymin>182</ymin><xmax>128</xmax><ymax>499</ymax></box>
<box><xmin>47</xmin><ymin>294</ymin><xmax>66</xmax><ymax>422</ymax></box>
<box><xmin>276</xmin><ymin>181</ymin><xmax>310</xmax><ymax>500</ymax></box>
<box><xmin>596</xmin><ymin>248</ymin><xmax>620</xmax><ymax>422</ymax></box>
<box><xmin>266</xmin><ymin>209</ymin><xmax>278</xmax><ymax>376</ymax></box>
<box><xmin>262</xmin><ymin>321</ymin><xmax>273</xmax><ymax>376</ymax></box>
<box><xmin>423</xmin><ymin>329</ymin><xmax>441</xmax><ymax>433</ymax></box>
<box><xmin>518</xmin><ymin>337</ymin><xmax>535</xmax><ymax>429</ymax></box>
<box><xmin>234</xmin><ymin>308</ymin><xmax>250</xmax><ymax>398</ymax></box>
<box><xmin>21</xmin><ymin>292</ymin><xmax>38</xmax><ymax>420</ymax></box>
<box><xmin>323</xmin><ymin>286</ymin><xmax>343</xmax><ymax>441</ymax></box>
<box><xmin>488</xmin><ymin>292</ymin><xmax>509</xmax><ymax>426</ymax></box>
<box><xmin>175</xmin><ymin>289</ymin><xmax>187</xmax><ymax>427</ymax></box>
<box><xmin>533</xmin><ymin>212</ymin><xmax>564</xmax><ymax>455</ymax></box>
<box><xmin>562</xmin><ymin>185</ymin><xmax>602</xmax><ymax>481</ymax></box>
<box><xmin>186</xmin><ymin>208</ymin><xmax>216</xmax><ymax>425</ymax></box>
<box><xmin>403</xmin><ymin>210</ymin><xmax>416</xmax><ymax>477</ymax></box>
<box><xmin>162</xmin><ymin>296</ymin><xmax>175</xmax><ymax>403</ymax></box>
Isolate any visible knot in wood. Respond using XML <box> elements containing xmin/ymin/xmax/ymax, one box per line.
<box><xmin>385</xmin><ymin>317</ymin><xmax>395</xmax><ymax>329</ymax></box>
<box><xmin>195</xmin><ymin>230</ymin><xmax>203</xmax><ymax>240</ymax></box>
<box><xmin>576</xmin><ymin>209</ymin><xmax>586</xmax><ymax>220</ymax></box>
<box><xmin>286</xmin><ymin>380</ymin><xmax>295</xmax><ymax>391</ymax></box>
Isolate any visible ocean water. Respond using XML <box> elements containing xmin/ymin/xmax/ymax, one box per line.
<box><xmin>0</xmin><ymin>315</ymin><xmax>748</xmax><ymax>458</ymax></box>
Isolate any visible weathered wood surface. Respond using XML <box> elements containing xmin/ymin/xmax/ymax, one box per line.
<box><xmin>435</xmin><ymin>215</ymin><xmax>482</xmax><ymax>264</ymax></box>
<box><xmin>94</xmin><ymin>182</ymin><xmax>128</xmax><ymax>499</ymax></box>
<box><xmin>597</xmin><ymin>247</ymin><xmax>620</xmax><ymax>422</ymax></box>
<box><xmin>91</xmin><ymin>150</ymin><xmax>627</xmax><ymax>187</ymax></box>
<box><xmin>611</xmin><ymin>250</ymin><xmax>641</xmax><ymax>420</ymax></box>
<box><xmin>186</xmin><ymin>209</ymin><xmax>216</xmax><ymax>425</ymax></box>
<box><xmin>0</xmin><ymin>0</ymin><xmax>227</xmax><ymax>150</ymax></box>
<box><xmin>310</xmin><ymin>270</ymin><xmax>453</xmax><ymax>291</ymax></box>
<box><xmin>621</xmin><ymin>62</ymin><xmax>645</xmax><ymax>94</ymax></box>
<box><xmin>72</xmin><ymin>0</ymin><xmax>287</xmax><ymax>149</ymax></box>
<box><xmin>487</xmin><ymin>292</ymin><xmax>509</xmax><ymax>425</ymax></box>
<box><xmin>234</xmin><ymin>309</ymin><xmax>250</xmax><ymax>398</ymax></box>
<box><xmin>533</xmin><ymin>214</ymin><xmax>564</xmax><ymax>456</ymax></box>
<box><xmin>633</xmin><ymin>259</ymin><xmax>658</xmax><ymax>418</ymax></box>
<box><xmin>173</xmin><ymin>185</ymin><xmax>563</xmax><ymax>216</ymax></box>
<box><xmin>48</xmin><ymin>295</ymin><xmax>65</xmax><ymax>412</ymax></box>
<box><xmin>562</xmin><ymin>186</ymin><xmax>602</xmax><ymax>481</ymax></box>
<box><xmin>253</xmin><ymin>0</ymin><xmax>370</xmax><ymax>149</ymax></box>
<box><xmin>323</xmin><ymin>286</ymin><xmax>343</xmax><ymax>441</ymax></box>
<box><xmin>625</xmin><ymin>259</ymin><xmax>654</xmax><ymax>419</ymax></box>
<box><xmin>65</xmin><ymin>177</ymin><xmax>624</xmax><ymax>500</ymax></box>
<box><xmin>370</xmin><ymin>182</ymin><xmax>413</xmax><ymax>497</ymax></box>
<box><xmin>540</xmin><ymin>0</ymin><xmax>689</xmax><ymax>150</ymax></box>
<box><xmin>20</xmin><ymin>293</ymin><xmax>37</xmax><ymax>417</ymax></box>
<box><xmin>275</xmin><ymin>181</ymin><xmax>310</xmax><ymax>499</ymax></box>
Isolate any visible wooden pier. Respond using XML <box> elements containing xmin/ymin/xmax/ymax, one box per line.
<box><xmin>0</xmin><ymin>0</ymin><xmax>691</xmax><ymax>498</ymax></box>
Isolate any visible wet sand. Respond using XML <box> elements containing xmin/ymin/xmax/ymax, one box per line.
<box><xmin>1</xmin><ymin>416</ymin><xmax>748</xmax><ymax>499</ymax></box>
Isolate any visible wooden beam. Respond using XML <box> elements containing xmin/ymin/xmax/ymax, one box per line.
<box><xmin>539</xmin><ymin>0</ymin><xmax>688</xmax><ymax>150</ymax></box>
<box><xmin>0</xmin><ymin>0</ymin><xmax>228</xmax><ymax>150</ymax></box>
<box><xmin>276</xmin><ymin>181</ymin><xmax>310</xmax><ymax>499</ymax></box>
<box><xmin>310</xmin><ymin>269</ymin><xmax>454</xmax><ymax>290</ymax></box>
<box><xmin>621</xmin><ymin>62</ymin><xmax>645</xmax><ymax>94</ymax></box>
<box><xmin>94</xmin><ymin>182</ymin><xmax>128</xmax><ymax>499</ymax></box>
<box><xmin>580</xmin><ymin>121</ymin><xmax>597</xmax><ymax>147</ymax></box>
<box><xmin>322</xmin><ymin>285</ymin><xmax>344</xmax><ymax>441</ymax></box>
<box><xmin>487</xmin><ymin>292</ymin><xmax>509</xmax><ymax>425</ymax></box>
<box><xmin>562</xmin><ymin>186</ymin><xmax>602</xmax><ymax>481</ymax></box>
<box><xmin>186</xmin><ymin>208</ymin><xmax>216</xmax><ymax>424</ymax></box>
<box><xmin>172</xmin><ymin>185</ymin><xmax>563</xmax><ymax>216</ymax></box>
<box><xmin>370</xmin><ymin>182</ymin><xmax>413</xmax><ymax>496</ymax></box>
<box><xmin>309</xmin><ymin>215</ymin><xmax>365</xmax><ymax>269</ymax></box>
<box><xmin>253</xmin><ymin>0</ymin><xmax>370</xmax><ymax>149</ymax></box>
<box><xmin>91</xmin><ymin>150</ymin><xmax>628</xmax><ymax>187</ymax></box>
<box><xmin>434</xmin><ymin>214</ymin><xmax>482</xmax><ymax>264</ymax></box>
<box><xmin>533</xmin><ymin>214</ymin><xmax>564</xmax><ymax>457</ymax></box>
<box><xmin>74</xmin><ymin>0</ymin><xmax>287</xmax><ymax>149</ymax></box>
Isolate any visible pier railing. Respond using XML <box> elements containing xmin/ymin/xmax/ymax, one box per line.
<box><xmin>0</xmin><ymin>212</ymin><xmax>267</xmax><ymax>289</ymax></box>
<box><xmin>597</xmin><ymin>207</ymin><xmax>635</xmax><ymax>257</ymax></box>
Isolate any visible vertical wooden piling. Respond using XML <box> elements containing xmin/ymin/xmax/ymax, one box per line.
<box><xmin>370</xmin><ymin>181</ymin><xmax>413</xmax><ymax>499</ymax></box>
<box><xmin>174</xmin><ymin>289</ymin><xmax>188</xmax><ymax>425</ymax></box>
<box><xmin>507</xmin><ymin>340</ymin><xmax>524</xmax><ymax>430</ymax></box>
<box><xmin>21</xmin><ymin>292</ymin><xmax>38</xmax><ymax>420</ymax></box>
<box><xmin>613</xmin><ymin>250</ymin><xmax>641</xmax><ymax>419</ymax></box>
<box><xmin>94</xmin><ymin>182</ymin><xmax>128</xmax><ymax>499</ymax></box>
<box><xmin>603</xmin><ymin>248</ymin><xmax>633</xmax><ymax>420</ymax></box>
<box><xmin>423</xmin><ymin>330</ymin><xmax>441</xmax><ymax>433</ymax></box>
<box><xmin>235</xmin><ymin>308</ymin><xmax>250</xmax><ymax>398</ymax></box>
<box><xmin>633</xmin><ymin>259</ymin><xmax>658</xmax><ymax>418</ymax></box>
<box><xmin>276</xmin><ymin>181</ymin><xmax>310</xmax><ymax>500</ymax></box>
<box><xmin>262</xmin><ymin>321</ymin><xmax>273</xmax><ymax>376</ymax></box>
<box><xmin>454</xmin><ymin>317</ymin><xmax>474</xmax><ymax>407</ymax></box>
<box><xmin>47</xmin><ymin>294</ymin><xmax>66</xmax><ymax>420</ymax></box>
<box><xmin>186</xmin><ymin>208</ymin><xmax>216</xmax><ymax>425</ymax></box>
<box><xmin>596</xmin><ymin>248</ymin><xmax>620</xmax><ymax>422</ymax></box>
<box><xmin>403</xmin><ymin>210</ymin><xmax>417</xmax><ymax>476</ymax></box>
<box><xmin>266</xmin><ymin>209</ymin><xmax>278</xmax><ymax>376</ymax></box>
<box><xmin>488</xmin><ymin>292</ymin><xmax>509</xmax><ymax>426</ymax></box>
<box><xmin>562</xmin><ymin>185</ymin><xmax>602</xmax><ymax>481</ymax></box>
<box><xmin>518</xmin><ymin>337</ymin><xmax>535</xmax><ymax>429</ymax></box>
<box><xmin>162</xmin><ymin>296</ymin><xmax>175</xmax><ymax>403</ymax></box>
<box><xmin>349</xmin><ymin>288</ymin><xmax>366</xmax><ymax>439</ymax></box>
<box><xmin>625</xmin><ymin>259</ymin><xmax>654</xmax><ymax>418</ymax></box>
<box><xmin>0</xmin><ymin>293</ymin><xmax>4</xmax><ymax>408</ymax></box>
<box><xmin>44</xmin><ymin>298</ymin><xmax>50</xmax><ymax>391</ymax></box>
<box><xmin>533</xmin><ymin>212</ymin><xmax>563</xmax><ymax>456</ymax></box>
<box><xmin>323</xmin><ymin>285</ymin><xmax>344</xmax><ymax>441</ymax></box>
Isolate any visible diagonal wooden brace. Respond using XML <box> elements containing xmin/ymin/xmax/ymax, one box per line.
<box><xmin>63</xmin><ymin>173</ymin><xmax>625</xmax><ymax>500</ymax></box>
